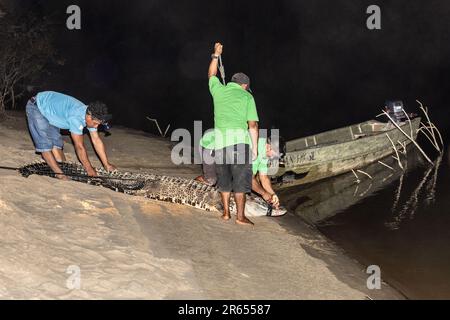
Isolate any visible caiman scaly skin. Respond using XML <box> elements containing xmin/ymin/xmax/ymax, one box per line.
<box><xmin>19</xmin><ymin>162</ymin><xmax>223</xmax><ymax>212</ymax></box>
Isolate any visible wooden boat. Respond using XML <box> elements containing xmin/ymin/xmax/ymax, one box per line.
<box><xmin>271</xmin><ymin>117</ymin><xmax>421</xmax><ymax>188</ymax></box>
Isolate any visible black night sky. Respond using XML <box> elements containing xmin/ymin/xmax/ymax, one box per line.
<box><xmin>12</xmin><ymin>0</ymin><xmax>450</xmax><ymax>140</ymax></box>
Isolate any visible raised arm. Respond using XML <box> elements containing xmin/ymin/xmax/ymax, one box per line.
<box><xmin>208</xmin><ymin>42</ymin><xmax>223</xmax><ymax>78</ymax></box>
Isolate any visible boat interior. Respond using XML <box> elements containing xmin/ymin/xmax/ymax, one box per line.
<box><xmin>286</xmin><ymin>120</ymin><xmax>403</xmax><ymax>153</ymax></box>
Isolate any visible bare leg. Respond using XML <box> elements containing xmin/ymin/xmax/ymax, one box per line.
<box><xmin>41</xmin><ymin>151</ymin><xmax>68</xmax><ymax>180</ymax></box>
<box><xmin>220</xmin><ymin>191</ymin><xmax>231</xmax><ymax>221</ymax></box>
<box><xmin>234</xmin><ymin>192</ymin><xmax>254</xmax><ymax>226</ymax></box>
<box><xmin>51</xmin><ymin>147</ymin><xmax>66</xmax><ymax>162</ymax></box>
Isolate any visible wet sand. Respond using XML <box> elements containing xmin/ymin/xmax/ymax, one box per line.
<box><xmin>0</xmin><ymin>112</ymin><xmax>401</xmax><ymax>299</ymax></box>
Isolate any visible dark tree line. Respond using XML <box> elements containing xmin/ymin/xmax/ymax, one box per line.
<box><xmin>0</xmin><ymin>1</ymin><xmax>56</xmax><ymax>120</ymax></box>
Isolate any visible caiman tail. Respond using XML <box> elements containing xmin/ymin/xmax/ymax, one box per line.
<box><xmin>19</xmin><ymin>162</ymin><xmax>222</xmax><ymax>212</ymax></box>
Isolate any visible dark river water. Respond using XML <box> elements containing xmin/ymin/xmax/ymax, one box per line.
<box><xmin>278</xmin><ymin>144</ymin><xmax>450</xmax><ymax>299</ymax></box>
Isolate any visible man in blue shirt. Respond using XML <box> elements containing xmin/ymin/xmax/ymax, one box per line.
<box><xmin>25</xmin><ymin>91</ymin><xmax>116</xmax><ymax>179</ymax></box>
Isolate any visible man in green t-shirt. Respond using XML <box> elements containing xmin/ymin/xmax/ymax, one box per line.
<box><xmin>251</xmin><ymin>137</ymin><xmax>280</xmax><ymax>209</ymax></box>
<box><xmin>208</xmin><ymin>42</ymin><xmax>259</xmax><ymax>226</ymax></box>
<box><xmin>196</xmin><ymin>133</ymin><xmax>281</xmax><ymax>210</ymax></box>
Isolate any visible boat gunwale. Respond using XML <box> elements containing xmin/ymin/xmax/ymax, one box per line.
<box><xmin>285</xmin><ymin>117</ymin><xmax>421</xmax><ymax>155</ymax></box>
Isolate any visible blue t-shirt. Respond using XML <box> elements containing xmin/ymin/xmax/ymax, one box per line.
<box><xmin>36</xmin><ymin>91</ymin><xmax>97</xmax><ymax>135</ymax></box>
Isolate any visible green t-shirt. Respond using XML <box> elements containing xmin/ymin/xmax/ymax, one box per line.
<box><xmin>209</xmin><ymin>76</ymin><xmax>259</xmax><ymax>150</ymax></box>
<box><xmin>199</xmin><ymin>130</ymin><xmax>215</xmax><ymax>150</ymax></box>
<box><xmin>252</xmin><ymin>138</ymin><xmax>269</xmax><ymax>175</ymax></box>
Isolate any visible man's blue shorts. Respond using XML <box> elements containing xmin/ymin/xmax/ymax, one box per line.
<box><xmin>26</xmin><ymin>98</ymin><xmax>64</xmax><ymax>153</ymax></box>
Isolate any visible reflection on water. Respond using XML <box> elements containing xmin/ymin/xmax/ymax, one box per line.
<box><xmin>278</xmin><ymin>149</ymin><xmax>423</xmax><ymax>226</ymax></box>
<box><xmin>279</xmin><ymin>147</ymin><xmax>450</xmax><ymax>299</ymax></box>
<box><xmin>385</xmin><ymin>155</ymin><xmax>442</xmax><ymax>231</ymax></box>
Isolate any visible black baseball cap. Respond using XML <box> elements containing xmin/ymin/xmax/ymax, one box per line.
<box><xmin>231</xmin><ymin>72</ymin><xmax>252</xmax><ymax>93</ymax></box>
<box><xmin>87</xmin><ymin>101</ymin><xmax>112</xmax><ymax>124</ymax></box>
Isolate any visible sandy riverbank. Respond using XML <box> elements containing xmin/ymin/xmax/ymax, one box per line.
<box><xmin>0</xmin><ymin>111</ymin><xmax>402</xmax><ymax>299</ymax></box>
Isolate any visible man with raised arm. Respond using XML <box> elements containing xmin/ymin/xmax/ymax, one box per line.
<box><xmin>25</xmin><ymin>91</ymin><xmax>116</xmax><ymax>179</ymax></box>
<box><xmin>208</xmin><ymin>42</ymin><xmax>259</xmax><ymax>226</ymax></box>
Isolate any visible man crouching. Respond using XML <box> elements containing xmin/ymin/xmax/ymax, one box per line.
<box><xmin>25</xmin><ymin>91</ymin><xmax>116</xmax><ymax>179</ymax></box>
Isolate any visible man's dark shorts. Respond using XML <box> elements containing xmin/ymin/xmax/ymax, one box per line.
<box><xmin>215</xmin><ymin>143</ymin><xmax>252</xmax><ymax>193</ymax></box>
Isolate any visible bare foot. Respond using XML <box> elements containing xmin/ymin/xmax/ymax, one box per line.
<box><xmin>236</xmin><ymin>217</ymin><xmax>254</xmax><ymax>226</ymax></box>
<box><xmin>221</xmin><ymin>213</ymin><xmax>231</xmax><ymax>221</ymax></box>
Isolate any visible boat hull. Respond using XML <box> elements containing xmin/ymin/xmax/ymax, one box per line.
<box><xmin>272</xmin><ymin>118</ymin><xmax>421</xmax><ymax>188</ymax></box>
